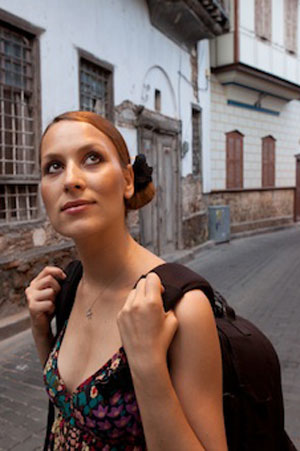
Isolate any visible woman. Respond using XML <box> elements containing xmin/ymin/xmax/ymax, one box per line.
<box><xmin>25</xmin><ymin>111</ymin><xmax>227</xmax><ymax>450</ymax></box>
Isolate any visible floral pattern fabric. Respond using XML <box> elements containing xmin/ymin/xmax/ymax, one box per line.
<box><xmin>43</xmin><ymin>318</ymin><xmax>146</xmax><ymax>450</ymax></box>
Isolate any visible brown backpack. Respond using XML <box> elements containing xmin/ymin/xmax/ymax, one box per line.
<box><xmin>43</xmin><ymin>260</ymin><xmax>296</xmax><ymax>451</ymax></box>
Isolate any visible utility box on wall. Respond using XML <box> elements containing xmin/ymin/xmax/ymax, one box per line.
<box><xmin>208</xmin><ymin>206</ymin><xmax>230</xmax><ymax>243</ymax></box>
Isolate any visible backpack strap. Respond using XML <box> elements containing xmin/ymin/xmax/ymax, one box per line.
<box><xmin>133</xmin><ymin>262</ymin><xmax>216</xmax><ymax>312</ymax></box>
<box><xmin>55</xmin><ymin>259</ymin><xmax>83</xmax><ymax>338</ymax></box>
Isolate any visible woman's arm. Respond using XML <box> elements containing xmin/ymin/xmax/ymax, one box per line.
<box><xmin>25</xmin><ymin>265</ymin><xmax>66</xmax><ymax>368</ymax></box>
<box><xmin>117</xmin><ymin>274</ymin><xmax>227</xmax><ymax>451</ymax></box>
<box><xmin>31</xmin><ymin>321</ymin><xmax>55</xmax><ymax>368</ymax></box>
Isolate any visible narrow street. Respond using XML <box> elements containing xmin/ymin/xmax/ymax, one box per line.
<box><xmin>0</xmin><ymin>226</ymin><xmax>299</xmax><ymax>450</ymax></box>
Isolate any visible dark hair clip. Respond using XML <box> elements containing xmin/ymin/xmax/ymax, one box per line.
<box><xmin>132</xmin><ymin>153</ymin><xmax>153</xmax><ymax>192</ymax></box>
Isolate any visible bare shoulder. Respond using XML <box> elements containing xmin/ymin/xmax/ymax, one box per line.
<box><xmin>167</xmin><ymin>288</ymin><xmax>220</xmax><ymax>378</ymax></box>
<box><xmin>170</xmin><ymin>289</ymin><xmax>217</xmax><ymax>343</ymax></box>
<box><xmin>167</xmin><ymin>289</ymin><xmax>227</xmax><ymax>449</ymax></box>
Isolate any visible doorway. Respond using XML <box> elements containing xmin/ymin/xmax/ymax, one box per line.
<box><xmin>137</xmin><ymin>109</ymin><xmax>181</xmax><ymax>255</ymax></box>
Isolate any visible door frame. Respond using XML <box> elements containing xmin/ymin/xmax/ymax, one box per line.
<box><xmin>136</xmin><ymin>107</ymin><xmax>183</xmax><ymax>254</ymax></box>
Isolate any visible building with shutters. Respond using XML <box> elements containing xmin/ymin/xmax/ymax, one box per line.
<box><xmin>207</xmin><ymin>0</ymin><xmax>300</xmax><ymax>233</ymax></box>
<box><xmin>0</xmin><ymin>1</ymin><xmax>230</xmax><ymax>318</ymax></box>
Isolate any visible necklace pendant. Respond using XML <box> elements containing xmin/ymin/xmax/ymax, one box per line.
<box><xmin>86</xmin><ymin>308</ymin><xmax>93</xmax><ymax>320</ymax></box>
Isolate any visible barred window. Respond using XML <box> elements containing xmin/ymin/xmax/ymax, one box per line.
<box><xmin>192</xmin><ymin>107</ymin><xmax>202</xmax><ymax>177</ymax></box>
<box><xmin>0</xmin><ymin>21</ymin><xmax>40</xmax><ymax>224</ymax></box>
<box><xmin>79</xmin><ymin>54</ymin><xmax>113</xmax><ymax>121</ymax></box>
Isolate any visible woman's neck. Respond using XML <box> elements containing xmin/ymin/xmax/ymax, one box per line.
<box><xmin>73</xmin><ymin>224</ymin><xmax>141</xmax><ymax>293</ymax></box>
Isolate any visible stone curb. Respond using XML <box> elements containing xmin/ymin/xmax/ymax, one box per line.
<box><xmin>1</xmin><ymin>222</ymin><xmax>299</xmax><ymax>343</ymax></box>
<box><xmin>0</xmin><ymin>308</ymin><xmax>31</xmax><ymax>342</ymax></box>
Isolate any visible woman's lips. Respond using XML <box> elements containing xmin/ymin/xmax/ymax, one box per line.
<box><xmin>62</xmin><ymin>203</ymin><xmax>95</xmax><ymax>214</ymax></box>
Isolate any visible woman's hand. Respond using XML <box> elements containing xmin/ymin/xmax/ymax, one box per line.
<box><xmin>117</xmin><ymin>272</ymin><xmax>178</xmax><ymax>373</ymax></box>
<box><xmin>25</xmin><ymin>266</ymin><xmax>66</xmax><ymax>337</ymax></box>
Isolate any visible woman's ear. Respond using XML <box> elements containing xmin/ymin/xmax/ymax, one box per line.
<box><xmin>123</xmin><ymin>163</ymin><xmax>135</xmax><ymax>200</ymax></box>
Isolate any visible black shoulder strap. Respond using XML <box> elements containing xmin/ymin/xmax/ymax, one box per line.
<box><xmin>55</xmin><ymin>259</ymin><xmax>83</xmax><ymax>337</ymax></box>
<box><xmin>133</xmin><ymin>262</ymin><xmax>216</xmax><ymax>312</ymax></box>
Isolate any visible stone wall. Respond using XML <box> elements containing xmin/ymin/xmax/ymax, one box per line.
<box><xmin>181</xmin><ymin>173</ymin><xmax>208</xmax><ymax>247</ymax></box>
<box><xmin>207</xmin><ymin>188</ymin><xmax>295</xmax><ymax>233</ymax></box>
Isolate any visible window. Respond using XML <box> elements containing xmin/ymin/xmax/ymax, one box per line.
<box><xmin>226</xmin><ymin>130</ymin><xmax>244</xmax><ymax>189</ymax></box>
<box><xmin>255</xmin><ymin>0</ymin><xmax>272</xmax><ymax>41</ymax></box>
<box><xmin>262</xmin><ymin>135</ymin><xmax>275</xmax><ymax>187</ymax></box>
<box><xmin>284</xmin><ymin>0</ymin><xmax>298</xmax><ymax>54</ymax></box>
<box><xmin>79</xmin><ymin>52</ymin><xmax>114</xmax><ymax>121</ymax></box>
<box><xmin>0</xmin><ymin>20</ymin><xmax>40</xmax><ymax>224</ymax></box>
<box><xmin>192</xmin><ymin>107</ymin><xmax>202</xmax><ymax>177</ymax></box>
<box><xmin>154</xmin><ymin>89</ymin><xmax>161</xmax><ymax>112</ymax></box>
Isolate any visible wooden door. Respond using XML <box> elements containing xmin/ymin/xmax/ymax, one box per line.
<box><xmin>138</xmin><ymin>128</ymin><xmax>179</xmax><ymax>255</ymax></box>
<box><xmin>295</xmin><ymin>155</ymin><xmax>300</xmax><ymax>221</ymax></box>
<box><xmin>156</xmin><ymin>133</ymin><xmax>178</xmax><ymax>254</ymax></box>
<box><xmin>138</xmin><ymin>127</ymin><xmax>158</xmax><ymax>253</ymax></box>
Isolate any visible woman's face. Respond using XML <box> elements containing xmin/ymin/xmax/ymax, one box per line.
<box><xmin>40</xmin><ymin>120</ymin><xmax>133</xmax><ymax>239</ymax></box>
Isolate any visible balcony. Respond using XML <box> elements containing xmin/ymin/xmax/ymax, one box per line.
<box><xmin>146</xmin><ymin>0</ymin><xmax>230</xmax><ymax>47</ymax></box>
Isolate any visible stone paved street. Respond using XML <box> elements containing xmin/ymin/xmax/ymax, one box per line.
<box><xmin>0</xmin><ymin>226</ymin><xmax>299</xmax><ymax>450</ymax></box>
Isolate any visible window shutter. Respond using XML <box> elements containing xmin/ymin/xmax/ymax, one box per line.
<box><xmin>227</xmin><ymin>136</ymin><xmax>235</xmax><ymax>189</ymax></box>
<box><xmin>235</xmin><ymin>137</ymin><xmax>243</xmax><ymax>189</ymax></box>
<box><xmin>269</xmin><ymin>139</ymin><xmax>275</xmax><ymax>186</ymax></box>
<box><xmin>285</xmin><ymin>0</ymin><xmax>298</xmax><ymax>53</ymax></box>
<box><xmin>226</xmin><ymin>131</ymin><xmax>243</xmax><ymax>189</ymax></box>
<box><xmin>255</xmin><ymin>0</ymin><xmax>272</xmax><ymax>41</ymax></box>
<box><xmin>262</xmin><ymin>137</ymin><xmax>275</xmax><ymax>187</ymax></box>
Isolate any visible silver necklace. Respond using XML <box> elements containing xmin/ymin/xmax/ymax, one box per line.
<box><xmin>82</xmin><ymin>269</ymin><xmax>133</xmax><ymax>320</ymax></box>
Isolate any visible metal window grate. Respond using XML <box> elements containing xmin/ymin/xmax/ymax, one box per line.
<box><xmin>0</xmin><ymin>26</ymin><xmax>35</xmax><ymax>177</ymax></box>
<box><xmin>192</xmin><ymin>108</ymin><xmax>202</xmax><ymax>176</ymax></box>
<box><xmin>80</xmin><ymin>58</ymin><xmax>111</xmax><ymax>118</ymax></box>
<box><xmin>0</xmin><ymin>184</ymin><xmax>38</xmax><ymax>223</ymax></box>
<box><xmin>0</xmin><ymin>22</ymin><xmax>38</xmax><ymax>225</ymax></box>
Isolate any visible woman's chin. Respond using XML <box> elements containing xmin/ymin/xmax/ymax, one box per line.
<box><xmin>54</xmin><ymin>220</ymin><xmax>104</xmax><ymax>240</ymax></box>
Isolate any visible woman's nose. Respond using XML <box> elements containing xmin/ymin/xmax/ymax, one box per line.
<box><xmin>63</xmin><ymin>162</ymin><xmax>86</xmax><ymax>191</ymax></box>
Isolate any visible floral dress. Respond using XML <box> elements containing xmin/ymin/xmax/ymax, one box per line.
<box><xmin>43</xmin><ymin>318</ymin><xmax>146</xmax><ymax>450</ymax></box>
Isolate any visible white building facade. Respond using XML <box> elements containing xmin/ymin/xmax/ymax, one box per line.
<box><xmin>209</xmin><ymin>0</ymin><xmax>300</xmax><ymax>233</ymax></box>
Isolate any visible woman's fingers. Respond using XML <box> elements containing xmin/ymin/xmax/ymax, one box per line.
<box><xmin>144</xmin><ymin>272</ymin><xmax>164</xmax><ymax>298</ymax></box>
<box><xmin>34</xmin><ymin>265</ymin><xmax>66</xmax><ymax>283</ymax></box>
<box><xmin>25</xmin><ymin>266</ymin><xmax>67</xmax><ymax>336</ymax></box>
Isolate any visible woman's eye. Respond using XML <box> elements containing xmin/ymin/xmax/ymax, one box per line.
<box><xmin>86</xmin><ymin>152</ymin><xmax>102</xmax><ymax>163</ymax></box>
<box><xmin>43</xmin><ymin>152</ymin><xmax>102</xmax><ymax>174</ymax></box>
<box><xmin>43</xmin><ymin>161</ymin><xmax>61</xmax><ymax>174</ymax></box>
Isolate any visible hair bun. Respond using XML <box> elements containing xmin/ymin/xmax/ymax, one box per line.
<box><xmin>132</xmin><ymin>154</ymin><xmax>153</xmax><ymax>192</ymax></box>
